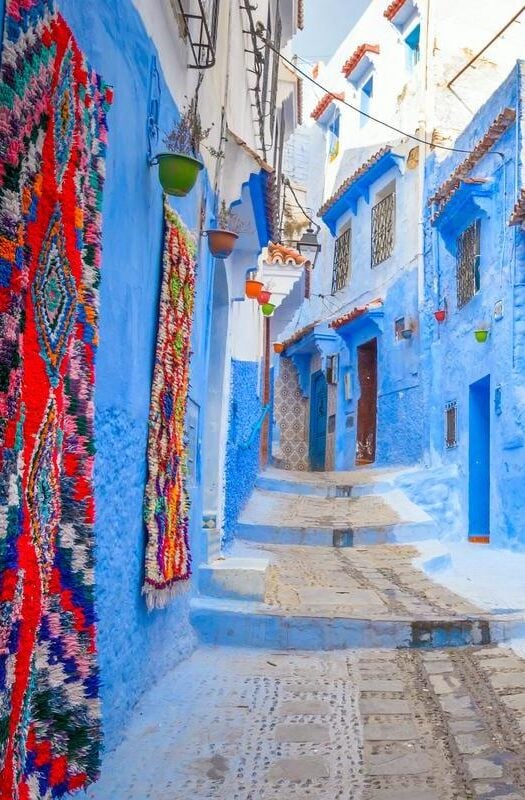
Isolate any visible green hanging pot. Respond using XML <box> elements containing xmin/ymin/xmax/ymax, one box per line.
<box><xmin>156</xmin><ymin>152</ymin><xmax>203</xmax><ymax>197</ymax></box>
<box><xmin>261</xmin><ymin>302</ymin><xmax>276</xmax><ymax>317</ymax></box>
<box><xmin>474</xmin><ymin>329</ymin><xmax>489</xmax><ymax>343</ymax></box>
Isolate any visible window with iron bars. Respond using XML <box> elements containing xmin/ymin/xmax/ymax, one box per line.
<box><xmin>445</xmin><ymin>401</ymin><xmax>458</xmax><ymax>448</ymax></box>
<box><xmin>331</xmin><ymin>226</ymin><xmax>351</xmax><ymax>294</ymax></box>
<box><xmin>456</xmin><ymin>219</ymin><xmax>481</xmax><ymax>309</ymax></box>
<box><xmin>175</xmin><ymin>0</ymin><xmax>220</xmax><ymax>69</ymax></box>
<box><xmin>371</xmin><ymin>192</ymin><xmax>395</xmax><ymax>267</ymax></box>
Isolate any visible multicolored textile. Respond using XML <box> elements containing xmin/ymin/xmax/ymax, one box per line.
<box><xmin>0</xmin><ymin>2</ymin><xmax>112</xmax><ymax>797</ymax></box>
<box><xmin>143</xmin><ymin>201</ymin><xmax>196</xmax><ymax>609</ymax></box>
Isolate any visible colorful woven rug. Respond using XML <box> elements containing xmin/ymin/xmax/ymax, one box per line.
<box><xmin>0</xmin><ymin>2</ymin><xmax>111</xmax><ymax>798</ymax></box>
<box><xmin>143</xmin><ymin>201</ymin><xmax>196</xmax><ymax>609</ymax></box>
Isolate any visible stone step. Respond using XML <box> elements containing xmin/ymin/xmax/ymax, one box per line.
<box><xmin>236</xmin><ymin>488</ymin><xmax>438</xmax><ymax>547</ymax></box>
<box><xmin>198</xmin><ymin>556</ymin><xmax>269</xmax><ymax>601</ymax></box>
<box><xmin>190</xmin><ymin>596</ymin><xmax>525</xmax><ymax>650</ymax></box>
<box><xmin>256</xmin><ymin>466</ymin><xmax>405</xmax><ymax>498</ymax></box>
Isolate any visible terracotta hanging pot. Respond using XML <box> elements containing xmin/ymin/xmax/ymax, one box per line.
<box><xmin>206</xmin><ymin>228</ymin><xmax>239</xmax><ymax>259</ymax></box>
<box><xmin>257</xmin><ymin>289</ymin><xmax>272</xmax><ymax>305</ymax></box>
<box><xmin>156</xmin><ymin>152</ymin><xmax>203</xmax><ymax>197</ymax></box>
<box><xmin>261</xmin><ymin>302</ymin><xmax>276</xmax><ymax>317</ymax></box>
<box><xmin>434</xmin><ymin>309</ymin><xmax>446</xmax><ymax>323</ymax></box>
<box><xmin>273</xmin><ymin>342</ymin><xmax>285</xmax><ymax>354</ymax></box>
<box><xmin>245</xmin><ymin>279</ymin><xmax>264</xmax><ymax>299</ymax></box>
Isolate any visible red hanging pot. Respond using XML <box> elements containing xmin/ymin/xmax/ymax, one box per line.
<box><xmin>434</xmin><ymin>309</ymin><xmax>446</xmax><ymax>323</ymax></box>
<box><xmin>257</xmin><ymin>290</ymin><xmax>272</xmax><ymax>305</ymax></box>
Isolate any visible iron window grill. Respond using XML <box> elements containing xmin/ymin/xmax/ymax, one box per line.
<box><xmin>371</xmin><ymin>192</ymin><xmax>395</xmax><ymax>267</ymax></box>
<box><xmin>445</xmin><ymin>401</ymin><xmax>458</xmax><ymax>448</ymax></box>
<box><xmin>331</xmin><ymin>226</ymin><xmax>351</xmax><ymax>294</ymax></box>
<box><xmin>457</xmin><ymin>219</ymin><xmax>481</xmax><ymax>309</ymax></box>
<box><xmin>175</xmin><ymin>0</ymin><xmax>220</xmax><ymax>69</ymax></box>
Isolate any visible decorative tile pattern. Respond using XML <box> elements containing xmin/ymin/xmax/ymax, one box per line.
<box><xmin>274</xmin><ymin>359</ymin><xmax>309</xmax><ymax>471</ymax></box>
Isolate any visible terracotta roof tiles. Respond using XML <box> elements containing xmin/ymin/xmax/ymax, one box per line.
<box><xmin>330</xmin><ymin>299</ymin><xmax>383</xmax><ymax>330</ymax></box>
<box><xmin>266</xmin><ymin>241</ymin><xmax>309</xmax><ymax>267</ymax></box>
<box><xmin>384</xmin><ymin>0</ymin><xmax>408</xmax><ymax>20</ymax></box>
<box><xmin>342</xmin><ymin>44</ymin><xmax>380</xmax><ymax>78</ymax></box>
<box><xmin>281</xmin><ymin>321</ymin><xmax>318</xmax><ymax>350</ymax></box>
<box><xmin>429</xmin><ymin>107</ymin><xmax>516</xmax><ymax>223</ymax></box>
<box><xmin>311</xmin><ymin>91</ymin><xmax>345</xmax><ymax>121</ymax></box>
<box><xmin>318</xmin><ymin>146</ymin><xmax>392</xmax><ymax>218</ymax></box>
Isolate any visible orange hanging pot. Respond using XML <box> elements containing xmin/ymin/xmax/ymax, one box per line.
<box><xmin>257</xmin><ymin>289</ymin><xmax>272</xmax><ymax>305</ymax></box>
<box><xmin>245</xmin><ymin>279</ymin><xmax>264</xmax><ymax>299</ymax></box>
<box><xmin>273</xmin><ymin>342</ymin><xmax>285</xmax><ymax>354</ymax></box>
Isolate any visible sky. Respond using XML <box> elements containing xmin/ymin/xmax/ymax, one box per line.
<box><xmin>294</xmin><ymin>0</ymin><xmax>371</xmax><ymax>63</ymax></box>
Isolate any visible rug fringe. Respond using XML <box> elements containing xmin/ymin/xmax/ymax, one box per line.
<box><xmin>143</xmin><ymin>580</ymin><xmax>190</xmax><ymax>610</ymax></box>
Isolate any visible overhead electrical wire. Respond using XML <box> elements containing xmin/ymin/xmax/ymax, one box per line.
<box><xmin>256</xmin><ymin>31</ymin><xmax>504</xmax><ymax>158</ymax></box>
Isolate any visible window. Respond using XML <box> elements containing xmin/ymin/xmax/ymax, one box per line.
<box><xmin>326</xmin><ymin>355</ymin><xmax>339</xmax><ymax>385</ymax></box>
<box><xmin>360</xmin><ymin>76</ymin><xmax>373</xmax><ymax>127</ymax></box>
<box><xmin>327</xmin><ymin>111</ymin><xmax>340</xmax><ymax>163</ymax></box>
<box><xmin>445</xmin><ymin>401</ymin><xmax>458</xmax><ymax>448</ymax></box>
<box><xmin>331</xmin><ymin>225</ymin><xmax>351</xmax><ymax>293</ymax></box>
<box><xmin>405</xmin><ymin>24</ymin><xmax>421</xmax><ymax>69</ymax></box>
<box><xmin>371</xmin><ymin>188</ymin><xmax>395</xmax><ymax>267</ymax></box>
<box><xmin>394</xmin><ymin>317</ymin><xmax>405</xmax><ymax>341</ymax></box>
<box><xmin>457</xmin><ymin>219</ymin><xmax>481</xmax><ymax>308</ymax></box>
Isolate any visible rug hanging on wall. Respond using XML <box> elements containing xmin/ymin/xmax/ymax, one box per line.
<box><xmin>0</xmin><ymin>2</ymin><xmax>112</xmax><ymax>798</ymax></box>
<box><xmin>143</xmin><ymin>201</ymin><xmax>196</xmax><ymax>609</ymax></box>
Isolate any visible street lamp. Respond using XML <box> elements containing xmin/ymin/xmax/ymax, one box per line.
<box><xmin>296</xmin><ymin>225</ymin><xmax>322</xmax><ymax>268</ymax></box>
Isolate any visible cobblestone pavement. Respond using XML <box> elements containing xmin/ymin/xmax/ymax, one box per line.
<box><xmin>240</xmin><ymin>489</ymin><xmax>404</xmax><ymax>529</ymax></box>
<box><xmin>262</xmin><ymin>543</ymin><xmax>486</xmax><ymax>619</ymax></box>
<box><xmin>87</xmin><ymin>645</ymin><xmax>525</xmax><ymax>800</ymax></box>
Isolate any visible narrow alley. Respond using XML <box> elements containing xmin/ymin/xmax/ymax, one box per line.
<box><xmin>4</xmin><ymin>1</ymin><xmax>525</xmax><ymax>799</ymax></box>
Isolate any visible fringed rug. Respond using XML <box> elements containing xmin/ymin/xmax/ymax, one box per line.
<box><xmin>0</xmin><ymin>2</ymin><xmax>112</xmax><ymax>798</ymax></box>
<box><xmin>143</xmin><ymin>201</ymin><xmax>196</xmax><ymax>609</ymax></box>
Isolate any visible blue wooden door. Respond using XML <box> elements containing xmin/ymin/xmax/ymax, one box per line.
<box><xmin>469</xmin><ymin>375</ymin><xmax>490</xmax><ymax>540</ymax></box>
<box><xmin>309</xmin><ymin>370</ymin><xmax>328</xmax><ymax>471</ymax></box>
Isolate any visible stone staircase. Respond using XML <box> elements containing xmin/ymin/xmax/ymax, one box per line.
<box><xmin>191</xmin><ymin>468</ymin><xmax>525</xmax><ymax>650</ymax></box>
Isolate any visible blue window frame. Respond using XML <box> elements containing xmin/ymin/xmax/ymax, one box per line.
<box><xmin>360</xmin><ymin>76</ymin><xmax>374</xmax><ymax>127</ymax></box>
<box><xmin>405</xmin><ymin>24</ymin><xmax>421</xmax><ymax>69</ymax></box>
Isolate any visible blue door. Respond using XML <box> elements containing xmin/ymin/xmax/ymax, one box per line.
<box><xmin>469</xmin><ymin>375</ymin><xmax>490</xmax><ymax>540</ymax></box>
<box><xmin>309</xmin><ymin>370</ymin><xmax>328</xmax><ymax>471</ymax></box>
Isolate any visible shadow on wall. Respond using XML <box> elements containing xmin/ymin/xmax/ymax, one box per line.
<box><xmin>223</xmin><ymin>360</ymin><xmax>262</xmax><ymax>545</ymax></box>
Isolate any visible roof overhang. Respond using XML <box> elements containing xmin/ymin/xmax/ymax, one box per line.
<box><xmin>330</xmin><ymin>299</ymin><xmax>384</xmax><ymax>341</ymax></box>
<box><xmin>283</xmin><ymin>322</ymin><xmax>340</xmax><ymax>396</ymax></box>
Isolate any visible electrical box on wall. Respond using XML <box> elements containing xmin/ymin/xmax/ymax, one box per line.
<box><xmin>326</xmin><ymin>354</ymin><xmax>339</xmax><ymax>384</ymax></box>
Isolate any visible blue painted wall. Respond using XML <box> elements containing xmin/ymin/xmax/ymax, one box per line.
<box><xmin>424</xmin><ymin>62</ymin><xmax>525</xmax><ymax>548</ymax></box>
<box><xmin>223</xmin><ymin>359</ymin><xmax>262</xmax><ymax>544</ymax></box>
<box><xmin>55</xmin><ymin>0</ymin><xmax>215</xmax><ymax>754</ymax></box>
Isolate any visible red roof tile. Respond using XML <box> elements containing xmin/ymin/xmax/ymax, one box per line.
<box><xmin>281</xmin><ymin>321</ymin><xmax>318</xmax><ymax>350</ymax></box>
<box><xmin>384</xmin><ymin>0</ymin><xmax>408</xmax><ymax>21</ymax></box>
<box><xmin>429</xmin><ymin>107</ymin><xmax>516</xmax><ymax>223</ymax></box>
<box><xmin>342</xmin><ymin>44</ymin><xmax>380</xmax><ymax>79</ymax></box>
<box><xmin>318</xmin><ymin>147</ymin><xmax>392</xmax><ymax>218</ymax></box>
<box><xmin>311</xmin><ymin>91</ymin><xmax>345</xmax><ymax>121</ymax></box>
<box><xmin>330</xmin><ymin>299</ymin><xmax>383</xmax><ymax>330</ymax></box>
<box><xmin>266</xmin><ymin>241</ymin><xmax>309</xmax><ymax>267</ymax></box>
<box><xmin>509</xmin><ymin>189</ymin><xmax>525</xmax><ymax>226</ymax></box>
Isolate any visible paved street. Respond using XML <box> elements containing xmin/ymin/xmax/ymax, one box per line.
<box><xmin>87</xmin><ymin>645</ymin><xmax>525</xmax><ymax>800</ymax></box>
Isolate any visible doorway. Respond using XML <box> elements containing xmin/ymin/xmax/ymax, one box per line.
<box><xmin>469</xmin><ymin>375</ymin><xmax>490</xmax><ymax>541</ymax></box>
<box><xmin>356</xmin><ymin>338</ymin><xmax>378</xmax><ymax>465</ymax></box>
<box><xmin>309</xmin><ymin>369</ymin><xmax>328</xmax><ymax>471</ymax></box>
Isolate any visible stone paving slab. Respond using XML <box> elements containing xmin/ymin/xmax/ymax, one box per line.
<box><xmin>85</xmin><ymin>645</ymin><xmax>525</xmax><ymax>800</ymax></box>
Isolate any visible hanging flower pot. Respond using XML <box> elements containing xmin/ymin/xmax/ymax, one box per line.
<box><xmin>245</xmin><ymin>279</ymin><xmax>264</xmax><ymax>299</ymax></box>
<box><xmin>261</xmin><ymin>302</ymin><xmax>276</xmax><ymax>317</ymax></box>
<box><xmin>156</xmin><ymin>152</ymin><xmax>203</xmax><ymax>197</ymax></box>
<box><xmin>273</xmin><ymin>342</ymin><xmax>285</xmax><ymax>354</ymax></box>
<box><xmin>474</xmin><ymin>329</ymin><xmax>489</xmax><ymax>343</ymax></box>
<box><xmin>206</xmin><ymin>228</ymin><xmax>239</xmax><ymax>259</ymax></box>
<box><xmin>257</xmin><ymin>289</ymin><xmax>272</xmax><ymax>305</ymax></box>
<box><xmin>434</xmin><ymin>309</ymin><xmax>446</xmax><ymax>323</ymax></box>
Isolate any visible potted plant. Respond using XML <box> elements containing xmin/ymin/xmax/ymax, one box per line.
<box><xmin>155</xmin><ymin>99</ymin><xmax>210</xmax><ymax>196</ymax></box>
<box><xmin>474</xmin><ymin>323</ymin><xmax>490</xmax><ymax>343</ymax></box>
<box><xmin>273</xmin><ymin>342</ymin><xmax>285</xmax><ymax>354</ymax></box>
<box><xmin>257</xmin><ymin>288</ymin><xmax>272</xmax><ymax>305</ymax></box>
<box><xmin>434</xmin><ymin>309</ymin><xmax>446</xmax><ymax>323</ymax></box>
<box><xmin>261</xmin><ymin>302</ymin><xmax>276</xmax><ymax>317</ymax></box>
<box><xmin>245</xmin><ymin>269</ymin><xmax>264</xmax><ymax>299</ymax></box>
<box><xmin>206</xmin><ymin>201</ymin><xmax>248</xmax><ymax>259</ymax></box>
